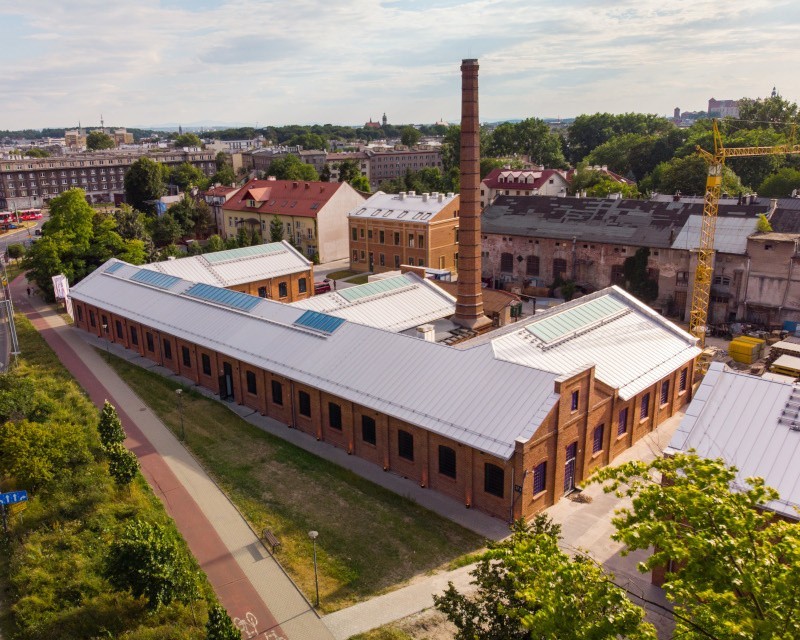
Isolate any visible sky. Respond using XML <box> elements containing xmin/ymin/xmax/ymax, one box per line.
<box><xmin>2</xmin><ymin>0</ymin><xmax>798</xmax><ymax>130</ymax></box>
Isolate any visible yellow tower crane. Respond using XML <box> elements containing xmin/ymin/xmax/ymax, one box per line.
<box><xmin>691</xmin><ymin>119</ymin><xmax>800</xmax><ymax>369</ymax></box>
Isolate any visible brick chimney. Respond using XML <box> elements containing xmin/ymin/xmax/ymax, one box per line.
<box><xmin>454</xmin><ymin>59</ymin><xmax>491</xmax><ymax>329</ymax></box>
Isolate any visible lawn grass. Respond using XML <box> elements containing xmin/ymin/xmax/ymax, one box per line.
<box><xmin>346</xmin><ymin>274</ymin><xmax>370</xmax><ymax>285</ymax></box>
<box><xmin>325</xmin><ymin>269</ymin><xmax>359</xmax><ymax>280</ymax></box>
<box><xmin>105</xmin><ymin>354</ymin><xmax>485</xmax><ymax>612</ymax></box>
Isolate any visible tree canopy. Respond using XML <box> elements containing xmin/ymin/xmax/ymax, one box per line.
<box><xmin>267</xmin><ymin>154</ymin><xmax>319</xmax><ymax>181</ymax></box>
<box><xmin>173</xmin><ymin>132</ymin><xmax>202</xmax><ymax>148</ymax></box>
<box><xmin>169</xmin><ymin>161</ymin><xmax>207</xmax><ymax>191</ymax></box>
<box><xmin>86</xmin><ymin>130</ymin><xmax>115</xmax><ymax>150</ymax></box>
<box><xmin>124</xmin><ymin>157</ymin><xmax>167</xmax><ymax>214</ymax></box>
<box><xmin>593</xmin><ymin>453</ymin><xmax>800</xmax><ymax>640</ymax></box>
<box><xmin>487</xmin><ymin>118</ymin><xmax>567</xmax><ymax>168</ymax></box>
<box><xmin>758</xmin><ymin>166</ymin><xmax>800</xmax><ymax>196</ymax></box>
<box><xmin>434</xmin><ymin>515</ymin><xmax>656</xmax><ymax>640</ymax></box>
<box><xmin>400</xmin><ymin>126</ymin><xmax>421</xmax><ymax>147</ymax></box>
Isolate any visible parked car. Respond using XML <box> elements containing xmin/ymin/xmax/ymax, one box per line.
<box><xmin>34</xmin><ymin>229</ymin><xmax>43</xmax><ymax>236</ymax></box>
<box><xmin>314</xmin><ymin>279</ymin><xmax>331</xmax><ymax>295</ymax></box>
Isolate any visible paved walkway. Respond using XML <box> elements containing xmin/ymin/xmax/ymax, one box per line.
<box><xmin>12</xmin><ymin>279</ymin><xmax>332</xmax><ymax>640</ymax></box>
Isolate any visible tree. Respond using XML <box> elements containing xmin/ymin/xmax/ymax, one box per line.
<box><xmin>267</xmin><ymin>154</ymin><xmax>319</xmax><ymax>181</ymax></box>
<box><xmin>622</xmin><ymin>247</ymin><xmax>658</xmax><ymax>302</ymax></box>
<box><xmin>105</xmin><ymin>519</ymin><xmax>198</xmax><ymax>610</ymax></box>
<box><xmin>759</xmin><ymin>167</ymin><xmax>800</xmax><ymax>196</ymax></box>
<box><xmin>24</xmin><ymin>147</ymin><xmax>50</xmax><ymax>158</ymax></box>
<box><xmin>124</xmin><ymin>157</ymin><xmax>166</xmax><ymax>214</ymax></box>
<box><xmin>98</xmin><ymin>400</ymin><xmax>126</xmax><ymax>449</ymax></box>
<box><xmin>400</xmin><ymin>126</ymin><xmax>421</xmax><ymax>147</ymax></box>
<box><xmin>350</xmin><ymin>174</ymin><xmax>371</xmax><ymax>192</ymax></box>
<box><xmin>486</xmin><ymin>119</ymin><xmax>566</xmax><ymax>168</ymax></box>
<box><xmin>593</xmin><ymin>453</ymin><xmax>800</xmax><ymax>640</ymax></box>
<box><xmin>566</xmin><ymin>112</ymin><xmax>673</xmax><ymax>164</ymax></box>
<box><xmin>569</xmin><ymin>164</ymin><xmax>639</xmax><ymax>198</ymax></box>
<box><xmin>756</xmin><ymin>213</ymin><xmax>773</xmax><ymax>233</ymax></box>
<box><xmin>204</xmin><ymin>234</ymin><xmax>224</xmax><ymax>253</ymax></box>
<box><xmin>174</xmin><ymin>132</ymin><xmax>202</xmax><ymax>148</ymax></box>
<box><xmin>269</xmin><ymin>215</ymin><xmax>284</xmax><ymax>242</ymax></box>
<box><xmin>151</xmin><ymin>213</ymin><xmax>183</xmax><ymax>247</ymax></box>
<box><xmin>434</xmin><ymin>515</ymin><xmax>655</xmax><ymax>640</ymax></box>
<box><xmin>106</xmin><ymin>442</ymin><xmax>139</xmax><ymax>487</ymax></box>
<box><xmin>440</xmin><ymin>125</ymin><xmax>461</xmax><ymax>172</ymax></box>
<box><xmin>646</xmin><ymin>155</ymin><xmax>743</xmax><ymax>196</ymax></box>
<box><xmin>206</xmin><ymin>604</ymin><xmax>242</xmax><ymax>640</ymax></box>
<box><xmin>170</xmin><ymin>162</ymin><xmax>206</xmax><ymax>191</ymax></box>
<box><xmin>7</xmin><ymin>243</ymin><xmax>25</xmax><ymax>262</ymax></box>
<box><xmin>337</xmin><ymin>159</ymin><xmax>361</xmax><ymax>183</ymax></box>
<box><xmin>738</xmin><ymin>94</ymin><xmax>799</xmax><ymax>127</ymax></box>
<box><xmin>86</xmin><ymin>130</ymin><xmax>115</xmax><ymax>150</ymax></box>
<box><xmin>212</xmin><ymin>165</ymin><xmax>236</xmax><ymax>186</ymax></box>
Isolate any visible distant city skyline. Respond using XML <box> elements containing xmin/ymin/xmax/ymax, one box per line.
<box><xmin>2</xmin><ymin>0</ymin><xmax>797</xmax><ymax>130</ymax></box>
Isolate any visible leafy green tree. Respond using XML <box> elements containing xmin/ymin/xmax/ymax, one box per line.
<box><xmin>738</xmin><ymin>94</ymin><xmax>799</xmax><ymax>126</ymax></box>
<box><xmin>350</xmin><ymin>174</ymin><xmax>371</xmax><ymax>192</ymax></box>
<box><xmin>24</xmin><ymin>147</ymin><xmax>50</xmax><ymax>158</ymax></box>
<box><xmin>267</xmin><ymin>154</ymin><xmax>319</xmax><ymax>181</ymax></box>
<box><xmin>756</xmin><ymin>213</ymin><xmax>773</xmax><ymax>232</ymax></box>
<box><xmin>7</xmin><ymin>243</ymin><xmax>25</xmax><ymax>262</ymax></box>
<box><xmin>269</xmin><ymin>215</ymin><xmax>284</xmax><ymax>242</ymax></box>
<box><xmin>400</xmin><ymin>126</ymin><xmax>421</xmax><ymax>147</ymax></box>
<box><xmin>0</xmin><ymin>419</ymin><xmax>93</xmax><ymax>489</ymax></box>
<box><xmin>170</xmin><ymin>162</ymin><xmax>206</xmax><ymax>191</ymax></box>
<box><xmin>646</xmin><ymin>155</ymin><xmax>743</xmax><ymax>196</ymax></box>
<box><xmin>205</xmin><ymin>234</ymin><xmax>224</xmax><ymax>253</ymax></box>
<box><xmin>212</xmin><ymin>165</ymin><xmax>236</xmax><ymax>186</ymax></box>
<box><xmin>174</xmin><ymin>132</ymin><xmax>202</xmax><ymax>148</ymax></box>
<box><xmin>622</xmin><ymin>247</ymin><xmax>658</xmax><ymax>302</ymax></box>
<box><xmin>440</xmin><ymin>125</ymin><xmax>461</xmax><ymax>172</ymax></box>
<box><xmin>236</xmin><ymin>227</ymin><xmax>250</xmax><ymax>247</ymax></box>
<box><xmin>487</xmin><ymin>119</ymin><xmax>566</xmax><ymax>168</ymax></box>
<box><xmin>86</xmin><ymin>130</ymin><xmax>115</xmax><ymax>150</ymax></box>
<box><xmin>337</xmin><ymin>159</ymin><xmax>361</xmax><ymax>183</ymax></box>
<box><xmin>286</xmin><ymin>132</ymin><xmax>326</xmax><ymax>150</ymax></box>
<box><xmin>594</xmin><ymin>453</ymin><xmax>800</xmax><ymax>640</ymax></box>
<box><xmin>113</xmin><ymin>205</ymin><xmax>150</xmax><ymax>242</ymax></box>
<box><xmin>215</xmin><ymin>151</ymin><xmax>231</xmax><ymax>171</ymax></box>
<box><xmin>106</xmin><ymin>442</ymin><xmax>139</xmax><ymax>487</ymax></box>
<box><xmin>152</xmin><ymin>213</ymin><xmax>183</xmax><ymax>247</ymax></box>
<box><xmin>434</xmin><ymin>515</ymin><xmax>655</xmax><ymax>640</ymax></box>
<box><xmin>124</xmin><ymin>158</ymin><xmax>166</xmax><ymax>214</ymax></box>
<box><xmin>105</xmin><ymin>519</ymin><xmax>198</xmax><ymax>610</ymax></box>
<box><xmin>567</xmin><ymin>113</ymin><xmax>673</xmax><ymax>164</ymax></box>
<box><xmin>206</xmin><ymin>604</ymin><xmax>242</xmax><ymax>640</ymax></box>
<box><xmin>98</xmin><ymin>400</ymin><xmax>126</xmax><ymax>449</ymax></box>
<box><xmin>758</xmin><ymin>166</ymin><xmax>800</xmax><ymax>196</ymax></box>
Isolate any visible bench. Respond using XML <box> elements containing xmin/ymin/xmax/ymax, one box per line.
<box><xmin>262</xmin><ymin>528</ymin><xmax>281</xmax><ymax>554</ymax></box>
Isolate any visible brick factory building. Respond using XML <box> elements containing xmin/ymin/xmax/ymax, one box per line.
<box><xmin>348</xmin><ymin>190</ymin><xmax>460</xmax><ymax>274</ymax></box>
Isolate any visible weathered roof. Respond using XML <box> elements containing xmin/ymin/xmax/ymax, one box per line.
<box><xmin>671</xmin><ymin>215</ymin><xmax>757</xmax><ymax>254</ymax></box>
<box><xmin>71</xmin><ymin>261</ymin><xmax>698</xmax><ymax>460</ymax></box>
<box><xmin>667</xmin><ymin>363</ymin><xmax>800</xmax><ymax>520</ymax></box>
<box><xmin>487</xmin><ymin>287</ymin><xmax>699</xmax><ymax>400</ymax></box>
<box><xmin>290</xmin><ymin>273</ymin><xmax>456</xmax><ymax>332</ymax></box>
<box><xmin>482</xmin><ymin>195</ymin><xmax>768</xmax><ymax>249</ymax></box>
<box><xmin>348</xmin><ymin>190</ymin><xmax>457</xmax><ymax>223</ymax></box>
<box><xmin>142</xmin><ymin>241</ymin><xmax>311</xmax><ymax>287</ymax></box>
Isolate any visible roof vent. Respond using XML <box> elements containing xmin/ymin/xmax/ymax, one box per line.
<box><xmin>305</xmin><ymin>182</ymin><xmax>310</xmax><ymax>189</ymax></box>
<box><xmin>446</xmin><ymin>192</ymin><xmax>454</xmax><ymax>198</ymax></box>
<box><xmin>438</xmin><ymin>193</ymin><xmax>444</xmax><ymax>202</ymax></box>
<box><xmin>408</xmin><ymin>190</ymin><xmax>416</xmax><ymax>196</ymax></box>
<box><xmin>399</xmin><ymin>191</ymin><xmax>406</xmax><ymax>200</ymax></box>
<box><xmin>422</xmin><ymin>192</ymin><xmax>429</xmax><ymax>202</ymax></box>
<box><xmin>292</xmin><ymin>181</ymin><xmax>298</xmax><ymax>188</ymax></box>
<box><xmin>416</xmin><ymin>324</ymin><xmax>436</xmax><ymax>342</ymax></box>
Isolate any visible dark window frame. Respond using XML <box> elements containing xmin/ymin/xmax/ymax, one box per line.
<box><xmin>181</xmin><ymin>345</ymin><xmax>191</xmax><ymax>367</ymax></box>
<box><xmin>641</xmin><ymin>393</ymin><xmax>650</xmax><ymax>419</ymax></box>
<box><xmin>115</xmin><ymin>319</ymin><xmax>123</xmax><ymax>338</ymax></box>
<box><xmin>246</xmin><ymin>370</ymin><xmax>257</xmax><ymax>395</ymax></box>
<box><xmin>298</xmin><ymin>278</ymin><xmax>307</xmax><ymax>294</ymax></box>
<box><xmin>679</xmin><ymin>368</ymin><xmax>688</xmax><ymax>392</ymax></box>
<box><xmin>398</xmin><ymin>429</ymin><xmax>414</xmax><ymax>461</ymax></box>
<box><xmin>278</xmin><ymin>281</ymin><xmax>288</xmax><ymax>298</ymax></box>
<box><xmin>201</xmin><ymin>353</ymin><xmax>212</xmax><ymax>376</ymax></box>
<box><xmin>571</xmin><ymin>390</ymin><xmax>579</xmax><ymax>411</ymax></box>
<box><xmin>618</xmin><ymin>407</ymin><xmax>628</xmax><ymax>436</ymax></box>
<box><xmin>145</xmin><ymin>331</ymin><xmax>154</xmax><ymax>352</ymax></box>
<box><xmin>328</xmin><ymin>402</ymin><xmax>342</xmax><ymax>430</ymax></box>
<box><xmin>271</xmin><ymin>380</ymin><xmax>283</xmax><ymax>406</ymax></box>
<box><xmin>298</xmin><ymin>390</ymin><xmax>311</xmax><ymax>417</ymax></box>
<box><xmin>484</xmin><ymin>463</ymin><xmax>505</xmax><ymax>498</ymax></box>
<box><xmin>660</xmin><ymin>380</ymin><xmax>670</xmax><ymax>405</ymax></box>
<box><xmin>533</xmin><ymin>461</ymin><xmax>547</xmax><ymax>495</ymax></box>
<box><xmin>592</xmin><ymin>423</ymin><xmax>604</xmax><ymax>454</ymax></box>
<box><xmin>162</xmin><ymin>338</ymin><xmax>172</xmax><ymax>360</ymax></box>
<box><xmin>438</xmin><ymin>445</ymin><xmax>456</xmax><ymax>478</ymax></box>
<box><xmin>129</xmin><ymin>326</ymin><xmax>138</xmax><ymax>346</ymax></box>
<box><xmin>361</xmin><ymin>415</ymin><xmax>376</xmax><ymax>445</ymax></box>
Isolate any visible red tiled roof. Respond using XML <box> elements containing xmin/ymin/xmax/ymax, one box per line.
<box><xmin>222</xmin><ymin>179</ymin><xmax>344</xmax><ymax>218</ymax></box>
<box><xmin>202</xmin><ymin>185</ymin><xmax>237</xmax><ymax>196</ymax></box>
<box><xmin>481</xmin><ymin>168</ymin><xmax>567</xmax><ymax>190</ymax></box>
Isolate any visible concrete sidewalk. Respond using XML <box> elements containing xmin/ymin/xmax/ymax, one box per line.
<box><xmin>13</xmin><ymin>283</ymin><xmax>332</xmax><ymax>640</ymax></box>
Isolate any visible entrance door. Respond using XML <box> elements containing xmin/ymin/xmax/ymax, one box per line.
<box><xmin>369</xmin><ymin>252</ymin><xmax>374</xmax><ymax>271</ymax></box>
<box><xmin>564</xmin><ymin>442</ymin><xmax>577</xmax><ymax>495</ymax></box>
<box><xmin>220</xmin><ymin>362</ymin><xmax>234</xmax><ymax>401</ymax></box>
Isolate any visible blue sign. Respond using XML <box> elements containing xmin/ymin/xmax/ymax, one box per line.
<box><xmin>0</xmin><ymin>490</ymin><xmax>28</xmax><ymax>505</ymax></box>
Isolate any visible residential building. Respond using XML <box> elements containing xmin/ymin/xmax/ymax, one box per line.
<box><xmin>142</xmin><ymin>241</ymin><xmax>313</xmax><ymax>302</ymax></box>
<box><xmin>480</xmin><ymin>168</ymin><xmax>570</xmax><ymax>209</ymax></box>
<box><xmin>0</xmin><ymin>149</ymin><xmax>216</xmax><ymax>210</ymax></box>
<box><xmin>201</xmin><ymin>185</ymin><xmax>238</xmax><ymax>233</ymax></box>
<box><xmin>243</xmin><ymin>146</ymin><xmax>326</xmax><ymax>177</ymax></box>
<box><xmin>221</xmin><ymin>178</ymin><xmax>365</xmax><ymax>262</ymax></box>
<box><xmin>481</xmin><ymin>195</ymin><xmax>773</xmax><ymax>322</ymax></box>
<box><xmin>70</xmin><ymin>260</ymin><xmax>698</xmax><ymax>522</ymax></box>
<box><xmin>367</xmin><ymin>148</ymin><xmax>443</xmax><ymax>188</ymax></box>
<box><xmin>348</xmin><ymin>190</ymin><xmax>460</xmax><ymax>273</ymax></box>
<box><xmin>113</xmin><ymin>129</ymin><xmax>134</xmax><ymax>146</ymax></box>
<box><xmin>64</xmin><ymin>129</ymin><xmax>87</xmax><ymax>150</ymax></box>
<box><xmin>324</xmin><ymin>152</ymin><xmax>370</xmax><ymax>183</ymax></box>
<box><xmin>741</xmin><ymin>232</ymin><xmax>800</xmax><ymax>325</ymax></box>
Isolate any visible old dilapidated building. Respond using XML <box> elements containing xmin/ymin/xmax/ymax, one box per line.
<box><xmin>480</xmin><ymin>195</ymin><xmax>800</xmax><ymax>324</ymax></box>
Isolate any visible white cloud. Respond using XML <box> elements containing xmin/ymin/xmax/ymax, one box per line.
<box><xmin>1</xmin><ymin>0</ymin><xmax>798</xmax><ymax>129</ymax></box>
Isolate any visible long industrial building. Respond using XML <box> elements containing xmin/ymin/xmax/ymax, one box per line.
<box><xmin>69</xmin><ymin>260</ymin><xmax>698</xmax><ymax>521</ymax></box>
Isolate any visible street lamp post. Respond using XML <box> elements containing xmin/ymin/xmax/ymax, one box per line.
<box><xmin>102</xmin><ymin>323</ymin><xmax>110</xmax><ymax>361</ymax></box>
<box><xmin>175</xmin><ymin>388</ymin><xmax>185</xmax><ymax>441</ymax></box>
<box><xmin>308</xmin><ymin>530</ymin><xmax>320</xmax><ymax>607</ymax></box>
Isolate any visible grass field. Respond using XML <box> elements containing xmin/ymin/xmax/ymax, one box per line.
<box><xmin>105</xmin><ymin>354</ymin><xmax>484</xmax><ymax>613</ymax></box>
<box><xmin>346</xmin><ymin>274</ymin><xmax>370</xmax><ymax>285</ymax></box>
<box><xmin>325</xmin><ymin>269</ymin><xmax>359</xmax><ymax>280</ymax></box>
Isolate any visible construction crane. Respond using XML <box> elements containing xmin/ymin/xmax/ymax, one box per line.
<box><xmin>690</xmin><ymin>119</ymin><xmax>800</xmax><ymax>370</ymax></box>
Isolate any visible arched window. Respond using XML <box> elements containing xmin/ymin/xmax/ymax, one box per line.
<box><xmin>500</xmin><ymin>252</ymin><xmax>514</xmax><ymax>273</ymax></box>
<box><xmin>526</xmin><ymin>255</ymin><xmax>540</xmax><ymax>276</ymax></box>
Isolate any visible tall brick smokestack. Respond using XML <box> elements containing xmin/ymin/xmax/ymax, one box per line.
<box><xmin>454</xmin><ymin>59</ymin><xmax>490</xmax><ymax>329</ymax></box>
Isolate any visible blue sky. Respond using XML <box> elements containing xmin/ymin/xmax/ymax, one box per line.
<box><xmin>1</xmin><ymin>0</ymin><xmax>797</xmax><ymax>129</ymax></box>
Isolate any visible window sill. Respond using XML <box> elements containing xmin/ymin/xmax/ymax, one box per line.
<box><xmin>678</xmin><ymin>390</ymin><xmax>687</xmax><ymax>396</ymax></box>
<box><xmin>659</xmin><ymin>402</ymin><xmax>669</xmax><ymax>409</ymax></box>
<box><xmin>639</xmin><ymin>417</ymin><xmax>649</xmax><ymax>424</ymax></box>
<box><xmin>591</xmin><ymin>450</ymin><xmax>603</xmax><ymax>460</ymax></box>
<box><xmin>616</xmin><ymin>431</ymin><xmax>627</xmax><ymax>441</ymax></box>
<box><xmin>532</xmin><ymin>489</ymin><xmax>547</xmax><ymax>500</ymax></box>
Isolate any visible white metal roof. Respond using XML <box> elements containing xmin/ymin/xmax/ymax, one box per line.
<box><xmin>70</xmin><ymin>264</ymin><xmax>697</xmax><ymax>460</ymax></box>
<box><xmin>142</xmin><ymin>241</ymin><xmax>311</xmax><ymax>287</ymax></box>
<box><xmin>348</xmin><ymin>190</ymin><xmax>457</xmax><ymax>223</ymax></box>
<box><xmin>488</xmin><ymin>287</ymin><xmax>699</xmax><ymax>400</ymax></box>
<box><xmin>289</xmin><ymin>273</ymin><xmax>455</xmax><ymax>332</ymax></box>
<box><xmin>667</xmin><ymin>363</ymin><xmax>800</xmax><ymax>520</ymax></box>
<box><xmin>671</xmin><ymin>215</ymin><xmax>757</xmax><ymax>255</ymax></box>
